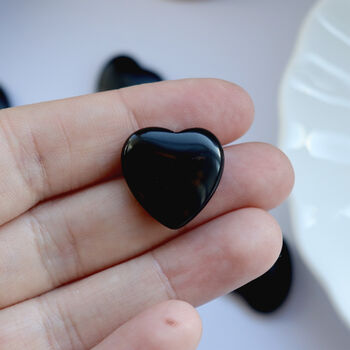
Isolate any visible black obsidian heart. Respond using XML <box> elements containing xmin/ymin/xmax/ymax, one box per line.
<box><xmin>97</xmin><ymin>55</ymin><xmax>162</xmax><ymax>91</ymax></box>
<box><xmin>122</xmin><ymin>127</ymin><xmax>224</xmax><ymax>229</ymax></box>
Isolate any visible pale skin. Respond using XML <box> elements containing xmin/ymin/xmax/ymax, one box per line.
<box><xmin>0</xmin><ymin>79</ymin><xmax>294</xmax><ymax>350</ymax></box>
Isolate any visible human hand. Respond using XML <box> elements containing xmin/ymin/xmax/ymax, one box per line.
<box><xmin>0</xmin><ymin>79</ymin><xmax>294</xmax><ymax>350</ymax></box>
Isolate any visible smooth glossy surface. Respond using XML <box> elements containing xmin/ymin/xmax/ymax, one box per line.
<box><xmin>279</xmin><ymin>0</ymin><xmax>350</xmax><ymax>327</ymax></box>
<box><xmin>97</xmin><ymin>55</ymin><xmax>162</xmax><ymax>91</ymax></box>
<box><xmin>122</xmin><ymin>127</ymin><xmax>224</xmax><ymax>229</ymax></box>
<box><xmin>234</xmin><ymin>240</ymin><xmax>293</xmax><ymax>313</ymax></box>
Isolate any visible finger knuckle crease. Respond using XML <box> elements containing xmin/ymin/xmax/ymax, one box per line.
<box><xmin>0</xmin><ymin>117</ymin><xmax>50</xmax><ymax>201</ymax></box>
<box><xmin>29</xmin><ymin>211</ymin><xmax>59</xmax><ymax>289</ymax></box>
<box><xmin>29</xmin><ymin>210</ymin><xmax>84</xmax><ymax>288</ymax></box>
<box><xmin>37</xmin><ymin>296</ymin><xmax>86</xmax><ymax>350</ymax></box>
<box><xmin>150</xmin><ymin>251</ymin><xmax>177</xmax><ymax>300</ymax></box>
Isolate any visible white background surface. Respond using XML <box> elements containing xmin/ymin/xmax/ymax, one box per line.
<box><xmin>1</xmin><ymin>0</ymin><xmax>350</xmax><ymax>349</ymax></box>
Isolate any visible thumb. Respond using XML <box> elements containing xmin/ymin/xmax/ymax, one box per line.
<box><xmin>92</xmin><ymin>300</ymin><xmax>202</xmax><ymax>350</ymax></box>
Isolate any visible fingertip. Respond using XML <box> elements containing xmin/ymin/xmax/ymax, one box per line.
<box><xmin>208</xmin><ymin>208</ymin><xmax>282</xmax><ymax>292</ymax></box>
<box><xmin>92</xmin><ymin>300</ymin><xmax>202</xmax><ymax>350</ymax></box>
<box><xmin>231</xmin><ymin>208</ymin><xmax>283</xmax><ymax>287</ymax></box>
<box><xmin>279</xmin><ymin>147</ymin><xmax>295</xmax><ymax>197</ymax></box>
<box><xmin>137</xmin><ymin>300</ymin><xmax>202</xmax><ymax>350</ymax></box>
<box><xmin>160</xmin><ymin>300</ymin><xmax>202</xmax><ymax>349</ymax></box>
<box><xmin>264</xmin><ymin>142</ymin><xmax>295</xmax><ymax>206</ymax></box>
<box><xmin>223</xmin><ymin>142</ymin><xmax>295</xmax><ymax>210</ymax></box>
<box><xmin>255</xmin><ymin>209</ymin><xmax>283</xmax><ymax>271</ymax></box>
<box><xmin>219</xmin><ymin>79</ymin><xmax>255</xmax><ymax>138</ymax></box>
<box><xmin>253</xmin><ymin>143</ymin><xmax>295</xmax><ymax>207</ymax></box>
<box><xmin>186</xmin><ymin>78</ymin><xmax>255</xmax><ymax>143</ymax></box>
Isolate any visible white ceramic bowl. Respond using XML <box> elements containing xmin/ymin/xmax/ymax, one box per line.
<box><xmin>279</xmin><ymin>0</ymin><xmax>350</xmax><ymax>327</ymax></box>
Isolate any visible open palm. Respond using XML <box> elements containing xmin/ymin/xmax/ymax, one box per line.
<box><xmin>0</xmin><ymin>79</ymin><xmax>294</xmax><ymax>350</ymax></box>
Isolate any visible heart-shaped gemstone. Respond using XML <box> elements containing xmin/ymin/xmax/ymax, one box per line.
<box><xmin>121</xmin><ymin>127</ymin><xmax>224</xmax><ymax>229</ymax></box>
<box><xmin>97</xmin><ymin>55</ymin><xmax>162</xmax><ymax>92</ymax></box>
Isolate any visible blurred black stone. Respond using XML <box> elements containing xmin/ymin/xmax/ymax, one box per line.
<box><xmin>233</xmin><ymin>239</ymin><xmax>293</xmax><ymax>313</ymax></box>
<box><xmin>97</xmin><ymin>55</ymin><xmax>162</xmax><ymax>91</ymax></box>
<box><xmin>0</xmin><ymin>86</ymin><xmax>10</xmax><ymax>109</ymax></box>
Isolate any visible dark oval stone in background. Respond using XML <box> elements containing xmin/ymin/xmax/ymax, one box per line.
<box><xmin>0</xmin><ymin>86</ymin><xmax>10</xmax><ymax>109</ymax></box>
<box><xmin>122</xmin><ymin>127</ymin><xmax>224</xmax><ymax>229</ymax></box>
<box><xmin>97</xmin><ymin>55</ymin><xmax>162</xmax><ymax>91</ymax></box>
<box><xmin>233</xmin><ymin>239</ymin><xmax>293</xmax><ymax>313</ymax></box>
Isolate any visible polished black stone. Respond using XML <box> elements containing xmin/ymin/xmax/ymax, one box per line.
<box><xmin>0</xmin><ymin>86</ymin><xmax>10</xmax><ymax>109</ymax></box>
<box><xmin>122</xmin><ymin>127</ymin><xmax>224</xmax><ymax>229</ymax></box>
<box><xmin>233</xmin><ymin>239</ymin><xmax>293</xmax><ymax>313</ymax></box>
<box><xmin>97</xmin><ymin>55</ymin><xmax>162</xmax><ymax>91</ymax></box>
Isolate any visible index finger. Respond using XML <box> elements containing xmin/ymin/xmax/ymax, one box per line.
<box><xmin>0</xmin><ymin>78</ymin><xmax>254</xmax><ymax>225</ymax></box>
